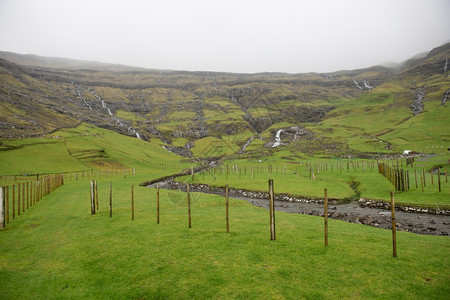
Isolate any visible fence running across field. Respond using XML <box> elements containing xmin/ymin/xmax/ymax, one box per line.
<box><xmin>377</xmin><ymin>162</ymin><xmax>447</xmax><ymax>192</ymax></box>
<box><xmin>87</xmin><ymin>179</ymin><xmax>400</xmax><ymax>257</ymax></box>
<box><xmin>0</xmin><ymin>174</ymin><xmax>63</xmax><ymax>228</ymax></box>
<box><xmin>0</xmin><ymin>168</ymin><xmax>137</xmax><ymax>228</ymax></box>
<box><xmin>0</xmin><ymin>168</ymin><xmax>136</xmax><ymax>184</ymax></box>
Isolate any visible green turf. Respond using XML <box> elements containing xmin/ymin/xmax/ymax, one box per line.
<box><xmin>0</xmin><ymin>123</ymin><xmax>194</xmax><ymax>175</ymax></box>
<box><xmin>182</xmin><ymin>158</ymin><xmax>450</xmax><ymax>209</ymax></box>
<box><xmin>0</xmin><ymin>138</ymin><xmax>88</xmax><ymax>174</ymax></box>
<box><xmin>0</xmin><ymin>178</ymin><xmax>449</xmax><ymax>299</ymax></box>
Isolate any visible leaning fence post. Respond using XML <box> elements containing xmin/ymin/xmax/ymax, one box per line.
<box><xmin>390</xmin><ymin>191</ymin><xmax>397</xmax><ymax>258</ymax></box>
<box><xmin>324</xmin><ymin>188</ymin><xmax>328</xmax><ymax>247</ymax></box>
<box><xmin>268</xmin><ymin>179</ymin><xmax>276</xmax><ymax>240</ymax></box>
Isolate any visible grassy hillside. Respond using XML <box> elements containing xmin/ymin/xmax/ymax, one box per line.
<box><xmin>0</xmin><ymin>123</ymin><xmax>193</xmax><ymax>175</ymax></box>
<box><xmin>1</xmin><ymin>43</ymin><xmax>449</xmax><ymax>298</ymax></box>
<box><xmin>1</xmin><ymin>44</ymin><xmax>449</xmax><ymax>159</ymax></box>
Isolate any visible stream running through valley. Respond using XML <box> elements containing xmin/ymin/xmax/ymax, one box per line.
<box><xmin>147</xmin><ymin>179</ymin><xmax>450</xmax><ymax>236</ymax></box>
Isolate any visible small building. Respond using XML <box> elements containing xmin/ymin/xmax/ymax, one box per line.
<box><xmin>403</xmin><ymin>150</ymin><xmax>412</xmax><ymax>155</ymax></box>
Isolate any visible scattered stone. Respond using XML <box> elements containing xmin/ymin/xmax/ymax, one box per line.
<box><xmin>149</xmin><ymin>178</ymin><xmax>450</xmax><ymax>236</ymax></box>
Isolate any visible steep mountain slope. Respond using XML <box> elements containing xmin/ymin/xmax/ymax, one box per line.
<box><xmin>309</xmin><ymin>43</ymin><xmax>450</xmax><ymax>154</ymax></box>
<box><xmin>0</xmin><ymin>43</ymin><xmax>448</xmax><ymax>158</ymax></box>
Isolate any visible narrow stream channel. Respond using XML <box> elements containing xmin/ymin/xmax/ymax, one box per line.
<box><xmin>146</xmin><ymin>179</ymin><xmax>450</xmax><ymax>236</ymax></box>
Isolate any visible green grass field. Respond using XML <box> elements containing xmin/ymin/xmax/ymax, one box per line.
<box><xmin>183</xmin><ymin>157</ymin><xmax>450</xmax><ymax>209</ymax></box>
<box><xmin>0</xmin><ymin>123</ymin><xmax>194</xmax><ymax>175</ymax></box>
<box><xmin>0</xmin><ymin>177</ymin><xmax>449</xmax><ymax>299</ymax></box>
<box><xmin>1</xmin><ymin>120</ymin><xmax>449</xmax><ymax>299</ymax></box>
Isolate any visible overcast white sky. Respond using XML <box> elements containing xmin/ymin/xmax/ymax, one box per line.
<box><xmin>0</xmin><ymin>0</ymin><xmax>449</xmax><ymax>73</ymax></box>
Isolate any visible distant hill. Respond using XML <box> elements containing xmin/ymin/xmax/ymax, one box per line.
<box><xmin>0</xmin><ymin>51</ymin><xmax>149</xmax><ymax>72</ymax></box>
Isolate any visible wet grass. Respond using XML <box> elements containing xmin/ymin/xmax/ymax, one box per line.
<box><xmin>0</xmin><ymin>178</ymin><xmax>449</xmax><ymax>299</ymax></box>
<box><xmin>183</xmin><ymin>157</ymin><xmax>450</xmax><ymax>209</ymax></box>
<box><xmin>0</xmin><ymin>123</ymin><xmax>192</xmax><ymax>175</ymax></box>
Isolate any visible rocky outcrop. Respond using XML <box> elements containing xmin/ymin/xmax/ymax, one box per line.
<box><xmin>410</xmin><ymin>87</ymin><xmax>425</xmax><ymax>116</ymax></box>
<box><xmin>1</xmin><ymin>43</ymin><xmax>448</xmax><ymax>148</ymax></box>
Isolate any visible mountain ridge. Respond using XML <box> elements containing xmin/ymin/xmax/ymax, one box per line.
<box><xmin>0</xmin><ymin>43</ymin><xmax>449</xmax><ymax>158</ymax></box>
<box><xmin>0</xmin><ymin>49</ymin><xmax>413</xmax><ymax>76</ymax></box>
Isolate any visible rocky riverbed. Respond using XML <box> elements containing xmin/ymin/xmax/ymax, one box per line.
<box><xmin>149</xmin><ymin>180</ymin><xmax>450</xmax><ymax>236</ymax></box>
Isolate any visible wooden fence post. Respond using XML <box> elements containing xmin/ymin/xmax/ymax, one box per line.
<box><xmin>438</xmin><ymin>168</ymin><xmax>441</xmax><ymax>192</ymax></box>
<box><xmin>156</xmin><ymin>183</ymin><xmax>160</xmax><ymax>224</ymax></box>
<box><xmin>225</xmin><ymin>184</ymin><xmax>229</xmax><ymax>233</ymax></box>
<box><xmin>131</xmin><ymin>183</ymin><xmax>134</xmax><ymax>220</ymax></box>
<box><xmin>18</xmin><ymin>183</ymin><xmax>20</xmax><ymax>216</ymax></box>
<box><xmin>5</xmin><ymin>186</ymin><xmax>9</xmax><ymax>224</ymax></box>
<box><xmin>12</xmin><ymin>185</ymin><xmax>16</xmax><ymax>219</ymax></box>
<box><xmin>324</xmin><ymin>188</ymin><xmax>328</xmax><ymax>247</ymax></box>
<box><xmin>187</xmin><ymin>184</ymin><xmax>191</xmax><ymax>228</ymax></box>
<box><xmin>90</xmin><ymin>181</ymin><xmax>95</xmax><ymax>215</ymax></box>
<box><xmin>30</xmin><ymin>182</ymin><xmax>33</xmax><ymax>207</ymax></box>
<box><xmin>446</xmin><ymin>167</ymin><xmax>448</xmax><ymax>183</ymax></box>
<box><xmin>22</xmin><ymin>182</ymin><xmax>25</xmax><ymax>213</ymax></box>
<box><xmin>34</xmin><ymin>181</ymin><xmax>37</xmax><ymax>205</ymax></box>
<box><xmin>415</xmin><ymin>169</ymin><xmax>418</xmax><ymax>189</ymax></box>
<box><xmin>0</xmin><ymin>187</ymin><xmax>5</xmax><ymax>228</ymax></box>
<box><xmin>268</xmin><ymin>179</ymin><xmax>276</xmax><ymax>240</ymax></box>
<box><xmin>109</xmin><ymin>182</ymin><xmax>112</xmax><ymax>218</ymax></box>
<box><xmin>26</xmin><ymin>182</ymin><xmax>29</xmax><ymax>210</ymax></box>
<box><xmin>390</xmin><ymin>191</ymin><xmax>397</xmax><ymax>258</ymax></box>
<box><xmin>406</xmin><ymin>170</ymin><xmax>410</xmax><ymax>191</ymax></box>
<box><xmin>37</xmin><ymin>180</ymin><xmax>41</xmax><ymax>202</ymax></box>
<box><xmin>95</xmin><ymin>180</ymin><xmax>99</xmax><ymax>210</ymax></box>
<box><xmin>421</xmin><ymin>172</ymin><xmax>424</xmax><ymax>192</ymax></box>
